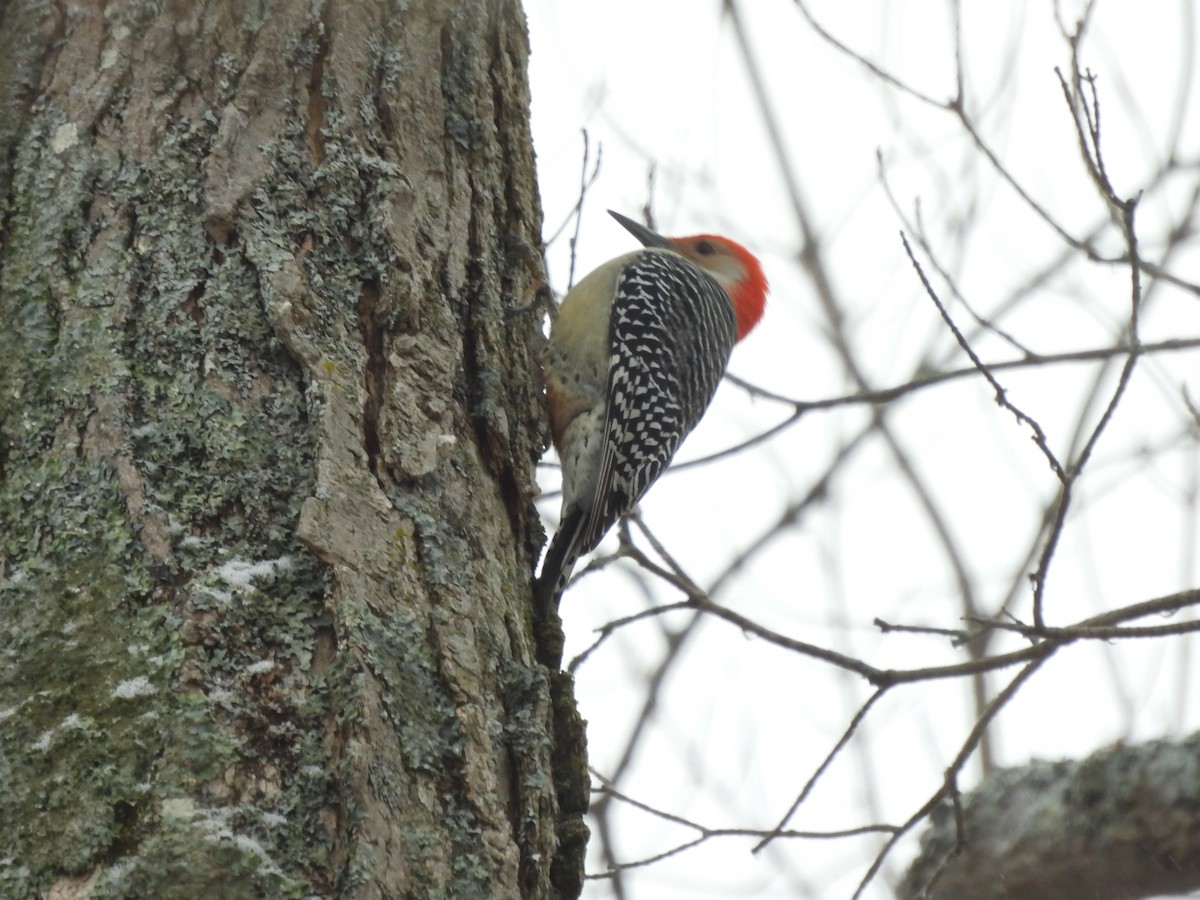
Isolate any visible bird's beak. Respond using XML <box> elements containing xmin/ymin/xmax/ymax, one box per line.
<box><xmin>608</xmin><ymin>210</ymin><xmax>674</xmax><ymax>250</ymax></box>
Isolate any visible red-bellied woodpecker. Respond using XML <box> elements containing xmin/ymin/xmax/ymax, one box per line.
<box><xmin>536</xmin><ymin>210</ymin><xmax>769</xmax><ymax>621</ymax></box>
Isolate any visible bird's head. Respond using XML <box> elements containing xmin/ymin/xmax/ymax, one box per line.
<box><xmin>610</xmin><ymin>210</ymin><xmax>768</xmax><ymax>341</ymax></box>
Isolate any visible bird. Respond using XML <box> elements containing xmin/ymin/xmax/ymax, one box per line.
<box><xmin>535</xmin><ymin>210</ymin><xmax>768</xmax><ymax>637</ymax></box>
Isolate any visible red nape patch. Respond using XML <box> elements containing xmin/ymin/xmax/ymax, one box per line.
<box><xmin>675</xmin><ymin>233</ymin><xmax>769</xmax><ymax>342</ymax></box>
<box><xmin>724</xmin><ymin>237</ymin><xmax>768</xmax><ymax>341</ymax></box>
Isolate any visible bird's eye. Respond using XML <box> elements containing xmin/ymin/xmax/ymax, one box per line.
<box><xmin>694</xmin><ymin>240</ymin><xmax>716</xmax><ymax>256</ymax></box>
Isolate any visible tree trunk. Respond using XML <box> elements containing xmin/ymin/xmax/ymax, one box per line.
<box><xmin>0</xmin><ymin>1</ymin><xmax>586</xmax><ymax>898</ymax></box>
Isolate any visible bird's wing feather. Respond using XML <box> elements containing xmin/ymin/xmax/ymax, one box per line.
<box><xmin>576</xmin><ymin>251</ymin><xmax>738</xmax><ymax>557</ymax></box>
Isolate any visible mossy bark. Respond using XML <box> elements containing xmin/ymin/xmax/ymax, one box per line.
<box><xmin>0</xmin><ymin>1</ymin><xmax>585</xmax><ymax>897</ymax></box>
<box><xmin>902</xmin><ymin>735</ymin><xmax>1200</xmax><ymax>900</ymax></box>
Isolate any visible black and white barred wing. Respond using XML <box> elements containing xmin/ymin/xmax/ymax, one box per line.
<box><xmin>578</xmin><ymin>251</ymin><xmax>738</xmax><ymax>556</ymax></box>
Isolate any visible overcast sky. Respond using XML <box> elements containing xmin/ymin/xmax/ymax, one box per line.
<box><xmin>525</xmin><ymin>3</ymin><xmax>1200</xmax><ymax>897</ymax></box>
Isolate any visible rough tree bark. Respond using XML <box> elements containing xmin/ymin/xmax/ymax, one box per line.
<box><xmin>901</xmin><ymin>734</ymin><xmax>1200</xmax><ymax>900</ymax></box>
<box><xmin>0</xmin><ymin>1</ymin><xmax>586</xmax><ymax>898</ymax></box>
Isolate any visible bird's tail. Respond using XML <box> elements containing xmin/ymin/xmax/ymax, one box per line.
<box><xmin>534</xmin><ymin>507</ymin><xmax>586</xmax><ymax>667</ymax></box>
<box><xmin>536</xmin><ymin>506</ymin><xmax>585</xmax><ymax>617</ymax></box>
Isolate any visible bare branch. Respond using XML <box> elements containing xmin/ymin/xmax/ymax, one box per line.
<box><xmin>901</xmin><ymin>230</ymin><xmax>1068</xmax><ymax>482</ymax></box>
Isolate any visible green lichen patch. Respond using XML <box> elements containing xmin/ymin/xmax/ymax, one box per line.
<box><xmin>0</xmin><ymin>537</ymin><xmax>172</xmax><ymax>885</ymax></box>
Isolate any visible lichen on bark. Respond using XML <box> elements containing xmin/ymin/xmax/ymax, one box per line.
<box><xmin>0</xmin><ymin>2</ymin><xmax>585</xmax><ymax>897</ymax></box>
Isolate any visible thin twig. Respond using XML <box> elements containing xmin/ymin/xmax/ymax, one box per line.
<box><xmin>901</xmin><ymin>231</ymin><xmax>1067</xmax><ymax>482</ymax></box>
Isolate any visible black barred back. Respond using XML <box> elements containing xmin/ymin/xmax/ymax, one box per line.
<box><xmin>577</xmin><ymin>250</ymin><xmax>738</xmax><ymax>555</ymax></box>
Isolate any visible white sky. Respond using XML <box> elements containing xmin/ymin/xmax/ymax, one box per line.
<box><xmin>526</xmin><ymin>2</ymin><xmax>1200</xmax><ymax>897</ymax></box>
